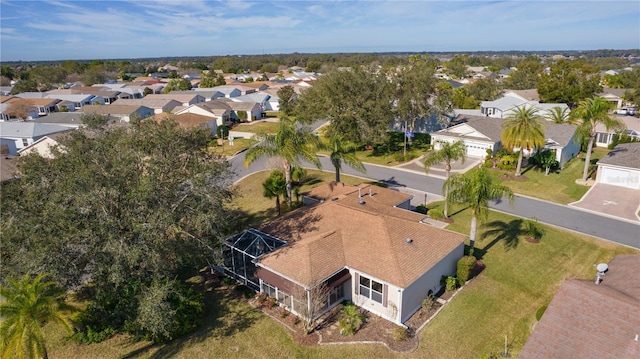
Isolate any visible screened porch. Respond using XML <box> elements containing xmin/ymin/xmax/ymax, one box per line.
<box><xmin>220</xmin><ymin>228</ymin><xmax>288</xmax><ymax>290</ymax></box>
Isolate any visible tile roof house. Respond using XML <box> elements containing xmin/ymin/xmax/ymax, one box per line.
<box><xmin>220</xmin><ymin>182</ymin><xmax>467</xmax><ymax>325</ymax></box>
<box><xmin>597</xmin><ymin>87</ymin><xmax>633</xmax><ymax>109</ymax></box>
<box><xmin>595</xmin><ymin>142</ymin><xmax>640</xmax><ymax>189</ymax></box>
<box><xmin>519</xmin><ymin>254</ymin><xmax>640</xmax><ymax>359</ymax></box>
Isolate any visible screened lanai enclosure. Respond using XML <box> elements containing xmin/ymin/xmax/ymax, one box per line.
<box><xmin>220</xmin><ymin>228</ymin><xmax>288</xmax><ymax>290</ymax></box>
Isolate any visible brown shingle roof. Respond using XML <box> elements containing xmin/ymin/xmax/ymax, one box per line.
<box><xmin>257</xmin><ymin>198</ymin><xmax>466</xmax><ymax>288</ymax></box>
<box><xmin>519</xmin><ymin>255</ymin><xmax>640</xmax><ymax>359</ymax></box>
<box><xmin>151</xmin><ymin>113</ymin><xmax>214</xmax><ymax>129</ymax></box>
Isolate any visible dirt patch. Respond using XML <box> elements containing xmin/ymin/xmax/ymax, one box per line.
<box><xmin>524</xmin><ymin>236</ymin><xmax>540</xmax><ymax>244</ymax></box>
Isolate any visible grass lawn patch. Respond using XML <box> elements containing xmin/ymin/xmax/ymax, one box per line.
<box><xmin>232</xmin><ymin>121</ymin><xmax>280</xmax><ymax>134</ymax></box>
<box><xmin>208</xmin><ymin>138</ymin><xmax>253</xmax><ymax>157</ymax></box>
<box><xmin>486</xmin><ymin>147</ymin><xmax>609</xmax><ymax>204</ymax></box>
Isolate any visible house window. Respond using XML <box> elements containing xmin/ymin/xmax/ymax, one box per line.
<box><xmin>328</xmin><ymin>285</ymin><xmax>344</xmax><ymax>307</ymax></box>
<box><xmin>359</xmin><ymin>275</ymin><xmax>383</xmax><ymax>304</ymax></box>
<box><xmin>261</xmin><ymin>282</ymin><xmax>277</xmax><ymax>298</ymax></box>
<box><xmin>22</xmin><ymin>138</ymin><xmax>29</xmax><ymax>147</ymax></box>
<box><xmin>596</xmin><ymin>132</ymin><xmax>610</xmax><ymax>144</ymax></box>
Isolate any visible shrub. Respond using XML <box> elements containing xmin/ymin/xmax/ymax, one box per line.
<box><xmin>457</xmin><ymin>255</ymin><xmax>477</xmax><ymax>283</ymax></box>
<box><xmin>338</xmin><ymin>302</ymin><xmax>365</xmax><ymax>336</ymax></box>
<box><xmin>264</xmin><ymin>296</ymin><xmax>277</xmax><ymax>308</ymax></box>
<box><xmin>422</xmin><ymin>294</ymin><xmax>436</xmax><ymax>311</ymax></box>
<box><xmin>428</xmin><ymin>208</ymin><xmax>444</xmax><ymax>220</ymax></box>
<box><xmin>392</xmin><ymin>326</ymin><xmax>409</xmax><ymax>342</ymax></box>
<box><xmin>234</xmin><ymin>285</ymin><xmax>255</xmax><ymax>299</ymax></box>
<box><xmin>444</xmin><ymin>276</ymin><xmax>459</xmax><ymax>291</ymax></box>
<box><xmin>415</xmin><ymin>204</ymin><xmax>428</xmax><ymax>214</ymax></box>
<box><xmin>221</xmin><ymin>277</ymin><xmax>235</xmax><ymax>286</ymax></box>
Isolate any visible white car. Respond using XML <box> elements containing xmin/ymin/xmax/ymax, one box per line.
<box><xmin>614</xmin><ymin>108</ymin><xmax>628</xmax><ymax>115</ymax></box>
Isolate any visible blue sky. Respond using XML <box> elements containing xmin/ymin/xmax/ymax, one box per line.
<box><xmin>1</xmin><ymin>0</ymin><xmax>639</xmax><ymax>62</ymax></box>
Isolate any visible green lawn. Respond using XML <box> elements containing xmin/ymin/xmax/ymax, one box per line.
<box><xmin>487</xmin><ymin>147</ymin><xmax>610</xmax><ymax>204</ymax></box>
<box><xmin>47</xmin><ymin>173</ymin><xmax>637</xmax><ymax>359</ymax></box>
<box><xmin>208</xmin><ymin>138</ymin><xmax>254</xmax><ymax>156</ymax></box>
<box><xmin>232</xmin><ymin>121</ymin><xmax>280</xmax><ymax>134</ymax></box>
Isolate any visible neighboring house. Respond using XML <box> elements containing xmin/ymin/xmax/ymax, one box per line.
<box><xmin>5</xmin><ymin>97</ymin><xmax>60</xmax><ymax>117</ymax></box>
<box><xmin>224</xmin><ymin>100</ymin><xmax>262</xmax><ymax>122</ymax></box>
<box><xmin>0</xmin><ymin>101</ymin><xmax>40</xmax><ymax>121</ymax></box>
<box><xmin>144</xmin><ymin>93</ymin><xmax>205</xmax><ymax>107</ymax></box>
<box><xmin>597</xmin><ymin>88</ymin><xmax>632</xmax><ymax>109</ymax></box>
<box><xmin>179</xmin><ymin>90</ymin><xmax>224</xmax><ymax>101</ymax></box>
<box><xmin>0</xmin><ymin>122</ymin><xmax>71</xmax><ymax>155</ymax></box>
<box><xmin>172</xmin><ymin>100</ymin><xmax>232</xmax><ymax>126</ymax></box>
<box><xmin>430</xmin><ymin>115</ymin><xmax>504</xmax><ymax>157</ymax></box>
<box><xmin>18</xmin><ymin>132</ymin><xmax>68</xmax><ymax>158</ymax></box>
<box><xmin>431</xmin><ymin>115</ymin><xmax>580</xmax><ymax>167</ymax></box>
<box><xmin>48</xmin><ymin>87</ymin><xmax>121</xmax><ymax>104</ymax></box>
<box><xmin>595</xmin><ymin>142</ymin><xmax>640</xmax><ymax>189</ymax></box>
<box><xmin>151</xmin><ymin>112</ymin><xmax>217</xmax><ymax>135</ymax></box>
<box><xmin>232</xmin><ymin>92</ymin><xmax>271</xmax><ymax>112</ymax></box>
<box><xmin>543</xmin><ymin>122</ymin><xmax>581</xmax><ymax>168</ymax></box>
<box><xmin>32</xmin><ymin>112</ymin><xmax>92</xmax><ymax>128</ymax></box>
<box><xmin>594</xmin><ymin>115</ymin><xmax>640</xmax><ymax>147</ymax></box>
<box><xmin>519</xmin><ymin>255</ymin><xmax>640</xmax><ymax>359</ymax></box>
<box><xmin>220</xmin><ymin>182</ymin><xmax>466</xmax><ymax>326</ymax></box>
<box><xmin>501</xmin><ymin>89</ymin><xmax>540</xmax><ymax>102</ymax></box>
<box><xmin>112</xmin><ymin>98</ymin><xmax>182</xmax><ymax>114</ymax></box>
<box><xmin>480</xmin><ymin>93</ymin><xmax>568</xmax><ymax>119</ymax></box>
<box><xmin>207</xmin><ymin>86</ymin><xmax>242</xmax><ymax>98</ymax></box>
<box><xmin>78</xmin><ymin>104</ymin><xmax>154</xmax><ymax>123</ymax></box>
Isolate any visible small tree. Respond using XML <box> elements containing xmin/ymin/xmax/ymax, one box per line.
<box><xmin>291</xmin><ymin>281</ymin><xmax>331</xmax><ymax>335</ymax></box>
<box><xmin>262</xmin><ymin>170</ymin><xmax>286</xmax><ymax>216</ymax></box>
<box><xmin>531</xmin><ymin>150</ymin><xmax>559</xmax><ymax>176</ymax></box>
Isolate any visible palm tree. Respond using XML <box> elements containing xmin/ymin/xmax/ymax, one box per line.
<box><xmin>423</xmin><ymin>140</ymin><xmax>466</xmax><ymax>217</ymax></box>
<box><xmin>327</xmin><ymin>134</ymin><xmax>366</xmax><ymax>183</ymax></box>
<box><xmin>262</xmin><ymin>170</ymin><xmax>286</xmax><ymax>216</ymax></box>
<box><xmin>1</xmin><ymin>274</ymin><xmax>72</xmax><ymax>359</ymax></box>
<box><xmin>545</xmin><ymin>106</ymin><xmax>570</xmax><ymax>123</ymax></box>
<box><xmin>245</xmin><ymin>117</ymin><xmax>321</xmax><ymax>206</ymax></box>
<box><xmin>444</xmin><ymin>167</ymin><xmax>515</xmax><ymax>250</ymax></box>
<box><xmin>571</xmin><ymin>97</ymin><xmax>625</xmax><ymax>183</ymax></box>
<box><xmin>501</xmin><ymin>105</ymin><xmax>546</xmax><ymax>176</ymax></box>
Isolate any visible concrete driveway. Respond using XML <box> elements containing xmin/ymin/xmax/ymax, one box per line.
<box><xmin>570</xmin><ymin>183</ymin><xmax>640</xmax><ymax>223</ymax></box>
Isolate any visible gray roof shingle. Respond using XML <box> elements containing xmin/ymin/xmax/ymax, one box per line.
<box><xmin>597</xmin><ymin>143</ymin><xmax>640</xmax><ymax>169</ymax></box>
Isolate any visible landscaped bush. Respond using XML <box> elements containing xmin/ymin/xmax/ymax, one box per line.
<box><xmin>428</xmin><ymin>208</ymin><xmax>444</xmax><ymax>220</ymax></box>
<box><xmin>496</xmin><ymin>153</ymin><xmax>518</xmax><ymax>170</ymax></box>
<box><xmin>415</xmin><ymin>204</ymin><xmax>428</xmax><ymax>214</ymax></box>
<box><xmin>392</xmin><ymin>326</ymin><xmax>409</xmax><ymax>342</ymax></box>
<box><xmin>234</xmin><ymin>284</ymin><xmax>255</xmax><ymax>299</ymax></box>
<box><xmin>338</xmin><ymin>302</ymin><xmax>365</xmax><ymax>336</ymax></box>
<box><xmin>441</xmin><ymin>275</ymin><xmax>460</xmax><ymax>291</ymax></box>
<box><xmin>422</xmin><ymin>293</ymin><xmax>436</xmax><ymax>311</ymax></box>
<box><xmin>457</xmin><ymin>255</ymin><xmax>477</xmax><ymax>283</ymax></box>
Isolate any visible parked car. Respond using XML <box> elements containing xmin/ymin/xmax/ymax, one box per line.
<box><xmin>614</xmin><ymin>108</ymin><xmax>628</xmax><ymax>115</ymax></box>
<box><xmin>627</xmin><ymin>107</ymin><xmax>636</xmax><ymax>116</ymax></box>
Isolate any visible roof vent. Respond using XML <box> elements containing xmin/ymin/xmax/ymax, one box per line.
<box><xmin>405</xmin><ymin>238</ymin><xmax>413</xmax><ymax>244</ymax></box>
<box><xmin>369</xmin><ymin>188</ymin><xmax>373</xmax><ymax>197</ymax></box>
<box><xmin>358</xmin><ymin>188</ymin><xmax>365</xmax><ymax>205</ymax></box>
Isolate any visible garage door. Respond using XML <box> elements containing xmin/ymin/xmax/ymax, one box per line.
<box><xmin>600</xmin><ymin>167</ymin><xmax>637</xmax><ymax>188</ymax></box>
<box><xmin>466</xmin><ymin>145</ymin><xmax>489</xmax><ymax>158</ymax></box>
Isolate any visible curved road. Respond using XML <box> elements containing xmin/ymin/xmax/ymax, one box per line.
<box><xmin>229</xmin><ymin>152</ymin><xmax>640</xmax><ymax>249</ymax></box>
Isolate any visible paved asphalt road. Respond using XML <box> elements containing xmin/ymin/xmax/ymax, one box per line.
<box><xmin>228</xmin><ymin>152</ymin><xmax>640</xmax><ymax>250</ymax></box>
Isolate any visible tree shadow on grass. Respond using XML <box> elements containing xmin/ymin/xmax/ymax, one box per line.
<box><xmin>121</xmin><ymin>281</ymin><xmax>263</xmax><ymax>359</ymax></box>
<box><xmin>477</xmin><ymin>219</ymin><xmax>523</xmax><ymax>254</ymax></box>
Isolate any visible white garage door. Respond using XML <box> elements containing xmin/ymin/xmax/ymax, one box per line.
<box><xmin>600</xmin><ymin>167</ymin><xmax>637</xmax><ymax>188</ymax></box>
<box><xmin>466</xmin><ymin>145</ymin><xmax>489</xmax><ymax>158</ymax></box>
